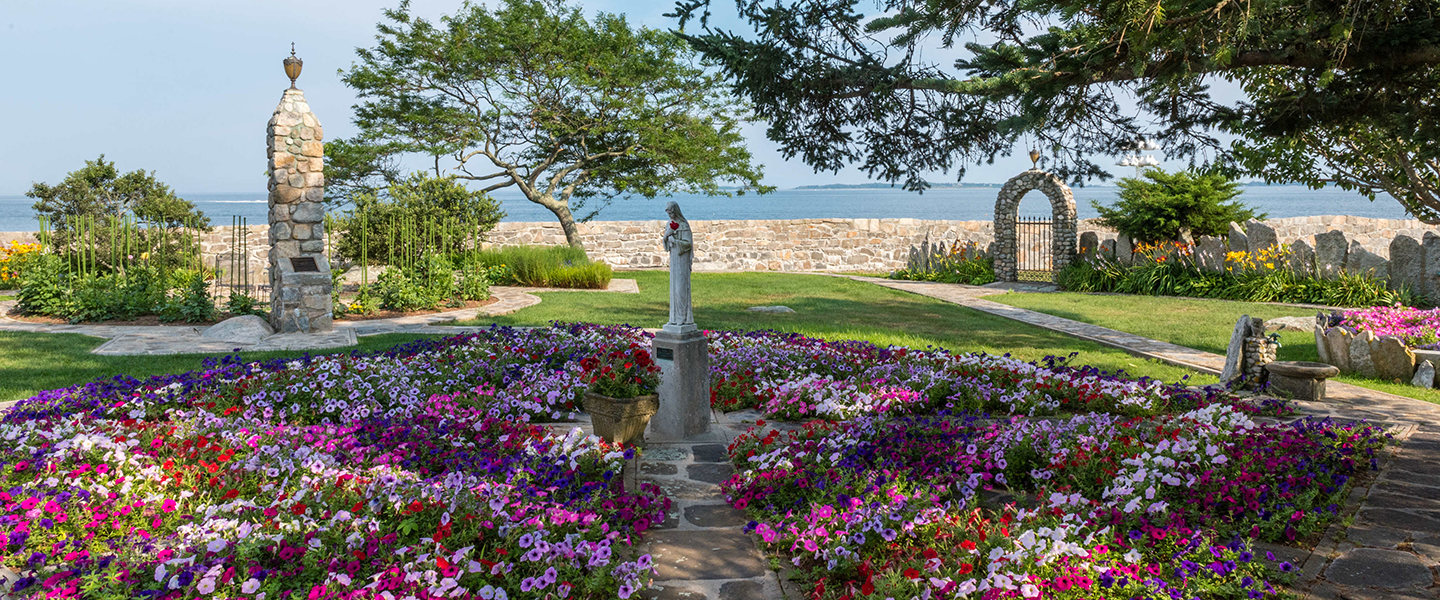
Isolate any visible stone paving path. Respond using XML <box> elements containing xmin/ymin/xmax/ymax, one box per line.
<box><xmin>846</xmin><ymin>276</ymin><xmax>1440</xmax><ymax>599</ymax></box>
<box><xmin>0</xmin><ymin>279</ymin><xmax>637</xmax><ymax>355</ymax></box>
<box><xmin>635</xmin><ymin>410</ymin><xmax>789</xmax><ymax>600</ymax></box>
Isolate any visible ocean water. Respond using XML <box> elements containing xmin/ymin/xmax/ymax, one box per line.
<box><xmin>0</xmin><ymin>185</ymin><xmax>1413</xmax><ymax>231</ymax></box>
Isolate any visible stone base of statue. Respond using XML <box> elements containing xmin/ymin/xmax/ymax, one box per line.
<box><xmin>648</xmin><ymin>325</ymin><xmax>711</xmax><ymax>441</ymax></box>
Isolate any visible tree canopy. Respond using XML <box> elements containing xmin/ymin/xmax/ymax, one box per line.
<box><xmin>28</xmin><ymin>155</ymin><xmax>209</xmax><ymax>231</ymax></box>
<box><xmin>340</xmin><ymin>0</ymin><xmax>769</xmax><ymax>251</ymax></box>
<box><xmin>1094</xmin><ymin>169</ymin><xmax>1261</xmax><ymax>243</ymax></box>
<box><xmin>671</xmin><ymin>0</ymin><xmax>1440</xmax><ymax>218</ymax></box>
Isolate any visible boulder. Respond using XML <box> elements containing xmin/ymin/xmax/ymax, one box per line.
<box><xmin>1115</xmin><ymin>233</ymin><xmax>1134</xmax><ymax>265</ymax></box>
<box><xmin>1372</xmin><ymin>336</ymin><xmax>1416</xmax><ymax>382</ymax></box>
<box><xmin>1078</xmin><ymin>231</ymin><xmax>1099</xmax><ymax>261</ymax></box>
<box><xmin>202</xmin><ymin>315</ymin><xmax>275</xmax><ymax>345</ymax></box>
<box><xmin>1246</xmin><ymin>219</ymin><xmax>1279</xmax><ymax>254</ymax></box>
<box><xmin>1325</xmin><ymin>327</ymin><xmax>1353</xmax><ymax>372</ymax></box>
<box><xmin>1424</xmin><ymin>232</ymin><xmax>1440</xmax><ymax>301</ymax></box>
<box><xmin>1314</xmin><ymin>319</ymin><xmax>1330</xmax><ymax>365</ymax></box>
<box><xmin>1195</xmin><ymin>235</ymin><xmax>1226</xmax><ymax>272</ymax></box>
<box><xmin>1099</xmin><ymin>238</ymin><xmax>1116</xmax><ymax>261</ymax></box>
<box><xmin>1412</xmin><ymin>360</ymin><xmax>1435</xmax><ymax>389</ymax></box>
<box><xmin>1315</xmin><ymin>229</ymin><xmax>1349</xmax><ymax>280</ymax></box>
<box><xmin>1349</xmin><ymin>329</ymin><xmax>1377</xmax><ymax>378</ymax></box>
<box><xmin>1288</xmin><ymin>239</ymin><xmax>1316</xmax><ymax>277</ymax></box>
<box><xmin>1227</xmin><ymin>222</ymin><xmax>1249</xmax><ymax>254</ymax></box>
<box><xmin>747</xmin><ymin>306</ymin><xmax>796</xmax><ymax>313</ymax></box>
<box><xmin>1388</xmin><ymin>234</ymin><xmax>1423</xmax><ymax>293</ymax></box>
<box><xmin>1221</xmin><ymin>315</ymin><xmax>1253</xmax><ymax>382</ymax></box>
<box><xmin>1264</xmin><ymin>316</ymin><xmax>1315</xmax><ymax>332</ymax></box>
<box><xmin>1345</xmin><ymin>241</ymin><xmax>1389</xmax><ymax>281</ymax></box>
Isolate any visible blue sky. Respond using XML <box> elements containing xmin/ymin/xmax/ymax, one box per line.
<box><xmin>0</xmin><ymin>0</ymin><xmax>1192</xmax><ymax>195</ymax></box>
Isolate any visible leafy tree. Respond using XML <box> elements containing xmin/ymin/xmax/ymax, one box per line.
<box><xmin>27</xmin><ymin>155</ymin><xmax>209</xmax><ymax>231</ymax></box>
<box><xmin>341</xmin><ymin>0</ymin><xmax>769</xmax><ymax>251</ymax></box>
<box><xmin>1093</xmin><ymin>169</ymin><xmax>1262</xmax><ymax>243</ymax></box>
<box><xmin>670</xmin><ymin>0</ymin><xmax>1439</xmax><ymax>215</ymax></box>
<box><xmin>324</xmin><ymin>137</ymin><xmax>403</xmax><ymax>208</ymax></box>
<box><xmin>336</xmin><ymin>172</ymin><xmax>505</xmax><ymax>264</ymax></box>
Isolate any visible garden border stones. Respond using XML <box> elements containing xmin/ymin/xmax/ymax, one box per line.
<box><xmin>993</xmin><ymin>169</ymin><xmax>1077</xmax><ymax>282</ymax></box>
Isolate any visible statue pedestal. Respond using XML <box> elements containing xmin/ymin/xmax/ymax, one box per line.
<box><xmin>649</xmin><ymin>328</ymin><xmax>711</xmax><ymax>441</ymax></box>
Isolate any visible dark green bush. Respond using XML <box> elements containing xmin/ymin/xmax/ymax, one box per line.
<box><xmin>1093</xmin><ymin>169</ymin><xmax>1264</xmax><ymax>243</ymax></box>
<box><xmin>335</xmin><ymin>173</ymin><xmax>504</xmax><ymax>265</ymax></box>
<box><xmin>469</xmin><ymin>245</ymin><xmax>613</xmax><ymax>289</ymax></box>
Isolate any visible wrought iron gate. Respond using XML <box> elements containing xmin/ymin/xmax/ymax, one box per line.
<box><xmin>1015</xmin><ymin>216</ymin><xmax>1054</xmax><ymax>282</ymax></box>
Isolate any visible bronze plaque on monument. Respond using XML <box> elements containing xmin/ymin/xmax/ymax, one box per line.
<box><xmin>290</xmin><ymin>257</ymin><xmax>319</xmax><ymax>272</ymax></box>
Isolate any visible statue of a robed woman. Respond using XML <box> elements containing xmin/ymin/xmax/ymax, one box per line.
<box><xmin>662</xmin><ymin>201</ymin><xmax>694</xmax><ymax>331</ymax></box>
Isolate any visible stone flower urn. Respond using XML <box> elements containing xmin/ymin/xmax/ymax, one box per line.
<box><xmin>583</xmin><ymin>391</ymin><xmax>659</xmax><ymax>446</ymax></box>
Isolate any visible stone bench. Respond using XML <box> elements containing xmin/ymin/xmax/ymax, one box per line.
<box><xmin>1265</xmin><ymin>361</ymin><xmax>1341</xmax><ymax>401</ymax></box>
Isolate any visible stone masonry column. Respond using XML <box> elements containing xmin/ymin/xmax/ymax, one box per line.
<box><xmin>266</xmin><ymin>85</ymin><xmax>332</xmax><ymax>332</ymax></box>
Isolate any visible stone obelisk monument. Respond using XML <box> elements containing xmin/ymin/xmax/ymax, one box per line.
<box><xmin>266</xmin><ymin>45</ymin><xmax>333</xmax><ymax>333</ymax></box>
<box><xmin>650</xmin><ymin>201</ymin><xmax>711</xmax><ymax>440</ymax></box>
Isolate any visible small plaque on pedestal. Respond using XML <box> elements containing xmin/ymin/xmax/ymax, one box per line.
<box><xmin>290</xmin><ymin>257</ymin><xmax>319</xmax><ymax>272</ymax></box>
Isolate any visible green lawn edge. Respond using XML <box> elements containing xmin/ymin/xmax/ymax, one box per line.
<box><xmin>992</xmin><ymin>291</ymin><xmax>1440</xmax><ymax>405</ymax></box>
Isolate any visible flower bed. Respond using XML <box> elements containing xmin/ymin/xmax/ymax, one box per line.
<box><xmin>1338</xmin><ymin>304</ymin><xmax>1440</xmax><ymax>349</ymax></box>
<box><xmin>724</xmin><ymin>407</ymin><xmax>1385</xmax><ymax>599</ymax></box>
<box><xmin>708</xmin><ymin>330</ymin><xmax>1241</xmax><ymax>419</ymax></box>
<box><xmin>1</xmin><ymin>324</ymin><xmax>1373</xmax><ymax>599</ymax></box>
<box><xmin>0</xmin><ymin>326</ymin><xmax>667</xmax><ymax>600</ymax></box>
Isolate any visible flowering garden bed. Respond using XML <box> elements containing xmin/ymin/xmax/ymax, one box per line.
<box><xmin>1</xmin><ymin>325</ymin><xmax>1386</xmax><ymax>599</ymax></box>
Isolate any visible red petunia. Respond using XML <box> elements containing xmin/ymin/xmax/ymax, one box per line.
<box><xmin>290</xmin><ymin>502</ymin><xmax>307</xmax><ymax>515</ymax></box>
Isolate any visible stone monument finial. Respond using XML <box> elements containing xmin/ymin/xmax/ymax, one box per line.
<box><xmin>284</xmin><ymin>43</ymin><xmax>303</xmax><ymax>90</ymax></box>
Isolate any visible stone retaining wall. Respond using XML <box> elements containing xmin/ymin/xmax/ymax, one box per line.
<box><xmin>3</xmin><ymin>214</ymin><xmax>1436</xmax><ymax>276</ymax></box>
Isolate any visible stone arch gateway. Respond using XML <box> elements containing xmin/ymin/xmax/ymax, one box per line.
<box><xmin>993</xmin><ymin>169</ymin><xmax>1078</xmax><ymax>282</ymax></box>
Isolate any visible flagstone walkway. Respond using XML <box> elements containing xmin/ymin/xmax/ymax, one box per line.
<box><xmin>0</xmin><ymin>279</ymin><xmax>637</xmax><ymax>355</ymax></box>
<box><xmin>632</xmin><ymin>409</ymin><xmax>792</xmax><ymax>600</ymax></box>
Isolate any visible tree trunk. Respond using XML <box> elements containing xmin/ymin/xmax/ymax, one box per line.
<box><xmin>536</xmin><ymin>195</ymin><xmax>587</xmax><ymax>255</ymax></box>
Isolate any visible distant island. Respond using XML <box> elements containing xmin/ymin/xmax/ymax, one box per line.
<box><xmin>792</xmin><ymin>182</ymin><xmax>1002</xmax><ymax>190</ymax></box>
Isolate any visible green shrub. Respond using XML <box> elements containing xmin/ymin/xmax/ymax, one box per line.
<box><xmin>890</xmin><ymin>256</ymin><xmax>996</xmax><ymax>285</ymax></box>
<box><xmin>374</xmin><ymin>264</ymin><xmax>445</xmax><ymax>312</ymax></box>
<box><xmin>224</xmin><ymin>292</ymin><xmax>266</xmax><ymax>318</ymax></box>
<box><xmin>159</xmin><ymin>270</ymin><xmax>216</xmax><ymax>323</ymax></box>
<box><xmin>335</xmin><ymin>173</ymin><xmax>504</xmax><ymax>265</ymax></box>
<box><xmin>457</xmin><ymin>265</ymin><xmax>492</xmax><ymax>302</ymax></box>
<box><xmin>1093</xmin><ymin>169</ymin><xmax>1264</xmax><ymax>243</ymax></box>
<box><xmin>1058</xmin><ymin>253</ymin><xmax>1406</xmax><ymax>307</ymax></box>
<box><xmin>469</xmin><ymin>245</ymin><xmax>613</xmax><ymax>289</ymax></box>
<box><xmin>16</xmin><ymin>254</ymin><xmax>69</xmax><ymax>316</ymax></box>
<box><xmin>17</xmin><ymin>257</ymin><xmax>177</xmax><ymax>322</ymax></box>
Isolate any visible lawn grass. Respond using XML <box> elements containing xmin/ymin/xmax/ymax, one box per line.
<box><xmin>0</xmin><ymin>332</ymin><xmax>439</xmax><ymax>402</ymax></box>
<box><xmin>992</xmin><ymin>291</ymin><xmax>1440</xmax><ymax>405</ymax></box>
<box><xmin>452</xmin><ymin>271</ymin><xmax>1215</xmax><ymax>386</ymax></box>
